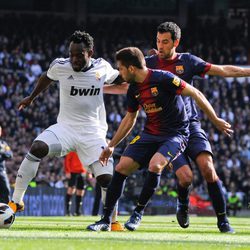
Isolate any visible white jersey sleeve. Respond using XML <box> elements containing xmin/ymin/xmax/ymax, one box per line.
<box><xmin>47</xmin><ymin>58</ymin><xmax>64</xmax><ymax>81</ymax></box>
<box><xmin>102</xmin><ymin>59</ymin><xmax>119</xmax><ymax>84</ymax></box>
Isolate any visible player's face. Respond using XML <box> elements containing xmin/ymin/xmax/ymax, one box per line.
<box><xmin>156</xmin><ymin>32</ymin><xmax>178</xmax><ymax>59</ymax></box>
<box><xmin>69</xmin><ymin>42</ymin><xmax>92</xmax><ymax>72</ymax></box>
<box><xmin>117</xmin><ymin>61</ymin><xmax>134</xmax><ymax>82</ymax></box>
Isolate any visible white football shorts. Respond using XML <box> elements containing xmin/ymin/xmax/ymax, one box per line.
<box><xmin>34</xmin><ymin>123</ymin><xmax>114</xmax><ymax>177</ymax></box>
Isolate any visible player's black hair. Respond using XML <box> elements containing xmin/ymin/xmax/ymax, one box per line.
<box><xmin>70</xmin><ymin>30</ymin><xmax>94</xmax><ymax>50</ymax></box>
<box><xmin>116</xmin><ymin>47</ymin><xmax>145</xmax><ymax>69</ymax></box>
<box><xmin>157</xmin><ymin>22</ymin><xmax>181</xmax><ymax>41</ymax></box>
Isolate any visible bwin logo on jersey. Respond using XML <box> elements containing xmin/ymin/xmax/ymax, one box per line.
<box><xmin>70</xmin><ymin>86</ymin><xmax>100</xmax><ymax>96</ymax></box>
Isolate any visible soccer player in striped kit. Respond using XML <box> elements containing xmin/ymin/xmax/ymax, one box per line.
<box><xmin>87</xmin><ymin>47</ymin><xmax>232</xmax><ymax>231</ymax></box>
<box><xmin>128</xmin><ymin>22</ymin><xmax>250</xmax><ymax>233</ymax></box>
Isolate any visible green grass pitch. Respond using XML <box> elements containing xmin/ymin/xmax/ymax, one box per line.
<box><xmin>1</xmin><ymin>216</ymin><xmax>250</xmax><ymax>250</ymax></box>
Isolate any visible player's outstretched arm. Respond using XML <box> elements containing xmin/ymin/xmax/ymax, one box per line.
<box><xmin>99</xmin><ymin>111</ymin><xmax>138</xmax><ymax>166</ymax></box>
<box><xmin>18</xmin><ymin>72</ymin><xmax>53</xmax><ymax>110</ymax></box>
<box><xmin>208</xmin><ymin>64</ymin><xmax>250</xmax><ymax>77</ymax></box>
<box><xmin>103</xmin><ymin>82</ymin><xmax>129</xmax><ymax>95</ymax></box>
<box><xmin>182</xmin><ymin>83</ymin><xmax>233</xmax><ymax>137</ymax></box>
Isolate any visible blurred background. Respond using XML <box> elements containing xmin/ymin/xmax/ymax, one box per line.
<box><xmin>0</xmin><ymin>0</ymin><xmax>249</xmax><ymax>216</ymax></box>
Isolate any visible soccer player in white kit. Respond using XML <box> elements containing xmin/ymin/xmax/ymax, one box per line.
<box><xmin>9</xmin><ymin>31</ymin><xmax>124</xmax><ymax>231</ymax></box>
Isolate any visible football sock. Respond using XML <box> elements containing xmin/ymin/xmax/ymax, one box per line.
<box><xmin>75</xmin><ymin>195</ymin><xmax>82</xmax><ymax>215</ymax></box>
<box><xmin>12</xmin><ymin>153</ymin><xmax>40</xmax><ymax>203</ymax></box>
<box><xmin>101</xmin><ymin>187</ymin><xmax>118</xmax><ymax>222</ymax></box>
<box><xmin>103</xmin><ymin>171</ymin><xmax>127</xmax><ymax>223</ymax></box>
<box><xmin>177</xmin><ymin>183</ymin><xmax>191</xmax><ymax>206</ymax></box>
<box><xmin>111</xmin><ymin>202</ymin><xmax>119</xmax><ymax>223</ymax></box>
<box><xmin>135</xmin><ymin>171</ymin><xmax>161</xmax><ymax>214</ymax></box>
<box><xmin>207</xmin><ymin>180</ymin><xmax>228</xmax><ymax>224</ymax></box>
<box><xmin>65</xmin><ymin>194</ymin><xmax>72</xmax><ymax>214</ymax></box>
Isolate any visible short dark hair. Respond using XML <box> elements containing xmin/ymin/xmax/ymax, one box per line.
<box><xmin>70</xmin><ymin>30</ymin><xmax>94</xmax><ymax>50</ymax></box>
<box><xmin>116</xmin><ymin>47</ymin><xmax>145</xmax><ymax>69</ymax></box>
<box><xmin>157</xmin><ymin>22</ymin><xmax>181</xmax><ymax>41</ymax></box>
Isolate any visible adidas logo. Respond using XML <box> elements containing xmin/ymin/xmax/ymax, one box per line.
<box><xmin>68</xmin><ymin>75</ymin><xmax>74</xmax><ymax>80</ymax></box>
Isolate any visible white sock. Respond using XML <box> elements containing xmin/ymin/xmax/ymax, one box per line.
<box><xmin>12</xmin><ymin>154</ymin><xmax>40</xmax><ymax>203</ymax></box>
<box><xmin>101</xmin><ymin>187</ymin><xmax>118</xmax><ymax>223</ymax></box>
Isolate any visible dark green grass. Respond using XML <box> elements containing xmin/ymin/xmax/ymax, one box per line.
<box><xmin>0</xmin><ymin>216</ymin><xmax>250</xmax><ymax>250</ymax></box>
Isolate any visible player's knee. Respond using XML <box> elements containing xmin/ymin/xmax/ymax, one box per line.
<box><xmin>96</xmin><ymin>174</ymin><xmax>112</xmax><ymax>188</ymax></box>
<box><xmin>115</xmin><ymin>164</ymin><xmax>130</xmax><ymax>175</ymax></box>
<box><xmin>148</xmin><ymin>164</ymin><xmax>162</xmax><ymax>174</ymax></box>
<box><xmin>203</xmin><ymin>167</ymin><xmax>218</xmax><ymax>182</ymax></box>
<box><xmin>30</xmin><ymin>140</ymin><xmax>49</xmax><ymax>159</ymax></box>
<box><xmin>199</xmin><ymin>161</ymin><xmax>218</xmax><ymax>182</ymax></box>
<box><xmin>176</xmin><ymin>167</ymin><xmax>193</xmax><ymax>187</ymax></box>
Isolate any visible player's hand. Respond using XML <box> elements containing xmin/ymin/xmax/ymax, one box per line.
<box><xmin>18</xmin><ymin>96</ymin><xmax>33</xmax><ymax>110</ymax></box>
<box><xmin>99</xmin><ymin>146</ymin><xmax>114</xmax><ymax>166</ymax></box>
<box><xmin>214</xmin><ymin>118</ymin><xmax>234</xmax><ymax>137</ymax></box>
<box><xmin>147</xmin><ymin>48</ymin><xmax>158</xmax><ymax>56</ymax></box>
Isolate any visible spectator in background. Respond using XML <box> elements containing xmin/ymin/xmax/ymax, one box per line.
<box><xmin>64</xmin><ymin>152</ymin><xmax>87</xmax><ymax>216</ymax></box>
<box><xmin>30</xmin><ymin>60</ymin><xmax>42</xmax><ymax>77</ymax></box>
<box><xmin>227</xmin><ymin>191</ymin><xmax>242</xmax><ymax>216</ymax></box>
<box><xmin>0</xmin><ymin>125</ymin><xmax>13</xmax><ymax>203</ymax></box>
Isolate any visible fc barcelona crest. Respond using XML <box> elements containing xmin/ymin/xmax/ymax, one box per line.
<box><xmin>176</xmin><ymin>65</ymin><xmax>184</xmax><ymax>74</ymax></box>
<box><xmin>151</xmin><ymin>87</ymin><xmax>158</xmax><ymax>96</ymax></box>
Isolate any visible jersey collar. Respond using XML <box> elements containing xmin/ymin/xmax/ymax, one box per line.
<box><xmin>82</xmin><ymin>60</ymin><xmax>94</xmax><ymax>72</ymax></box>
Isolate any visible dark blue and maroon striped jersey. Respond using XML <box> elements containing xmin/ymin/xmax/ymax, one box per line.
<box><xmin>127</xmin><ymin>69</ymin><xmax>189</xmax><ymax>136</ymax></box>
<box><xmin>145</xmin><ymin>53</ymin><xmax>211</xmax><ymax>132</ymax></box>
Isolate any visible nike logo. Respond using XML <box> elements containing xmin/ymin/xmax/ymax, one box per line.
<box><xmin>167</xmin><ymin>151</ymin><xmax>174</xmax><ymax>158</ymax></box>
<box><xmin>218</xmin><ymin>212</ymin><xmax>226</xmax><ymax>215</ymax></box>
<box><xmin>135</xmin><ymin>94</ymin><xmax>140</xmax><ymax>98</ymax></box>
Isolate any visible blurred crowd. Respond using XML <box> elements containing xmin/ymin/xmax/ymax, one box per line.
<box><xmin>0</xmin><ymin>14</ymin><xmax>249</xmax><ymax>208</ymax></box>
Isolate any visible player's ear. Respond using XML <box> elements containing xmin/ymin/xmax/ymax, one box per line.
<box><xmin>128</xmin><ymin>65</ymin><xmax>135</xmax><ymax>73</ymax></box>
<box><xmin>174</xmin><ymin>39</ymin><xmax>180</xmax><ymax>48</ymax></box>
<box><xmin>88</xmin><ymin>49</ymin><xmax>94</xmax><ymax>57</ymax></box>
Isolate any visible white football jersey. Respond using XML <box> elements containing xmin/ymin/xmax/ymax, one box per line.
<box><xmin>47</xmin><ymin>57</ymin><xmax>119</xmax><ymax>136</ymax></box>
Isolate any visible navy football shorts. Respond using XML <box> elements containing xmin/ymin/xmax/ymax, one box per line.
<box><xmin>122</xmin><ymin>132</ymin><xmax>187</xmax><ymax>169</ymax></box>
<box><xmin>172</xmin><ymin>128</ymin><xmax>213</xmax><ymax>172</ymax></box>
<box><xmin>186</xmin><ymin>129</ymin><xmax>213</xmax><ymax>160</ymax></box>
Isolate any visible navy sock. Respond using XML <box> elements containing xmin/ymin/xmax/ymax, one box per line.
<box><xmin>103</xmin><ymin>171</ymin><xmax>127</xmax><ymax>223</ymax></box>
<box><xmin>135</xmin><ymin>171</ymin><xmax>161</xmax><ymax>214</ymax></box>
<box><xmin>177</xmin><ymin>183</ymin><xmax>191</xmax><ymax>206</ymax></box>
<box><xmin>207</xmin><ymin>180</ymin><xmax>228</xmax><ymax>224</ymax></box>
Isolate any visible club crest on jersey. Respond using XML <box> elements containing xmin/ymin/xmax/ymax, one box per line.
<box><xmin>172</xmin><ymin>76</ymin><xmax>181</xmax><ymax>87</ymax></box>
<box><xmin>151</xmin><ymin>87</ymin><xmax>158</xmax><ymax>96</ymax></box>
<box><xmin>175</xmin><ymin>65</ymin><xmax>184</xmax><ymax>74</ymax></box>
<box><xmin>95</xmin><ymin>72</ymin><xmax>101</xmax><ymax>80</ymax></box>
